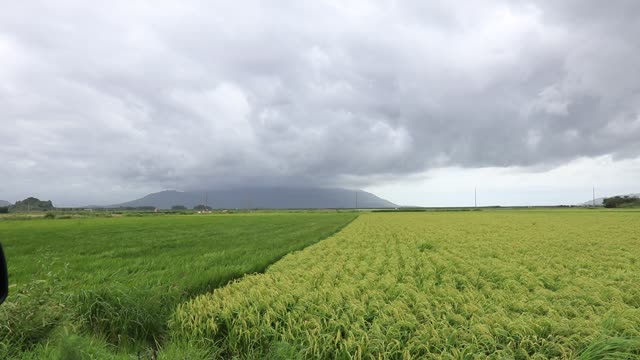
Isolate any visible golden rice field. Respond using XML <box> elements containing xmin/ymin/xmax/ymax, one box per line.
<box><xmin>172</xmin><ymin>210</ymin><xmax>640</xmax><ymax>359</ymax></box>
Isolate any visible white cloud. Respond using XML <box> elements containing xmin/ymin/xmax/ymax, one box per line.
<box><xmin>1</xmin><ymin>0</ymin><xmax>640</xmax><ymax>205</ymax></box>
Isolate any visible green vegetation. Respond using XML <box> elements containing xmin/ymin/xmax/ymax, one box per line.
<box><xmin>174</xmin><ymin>210</ymin><xmax>640</xmax><ymax>359</ymax></box>
<box><xmin>603</xmin><ymin>195</ymin><xmax>640</xmax><ymax>208</ymax></box>
<box><xmin>193</xmin><ymin>205</ymin><xmax>212</xmax><ymax>211</ymax></box>
<box><xmin>0</xmin><ymin>212</ymin><xmax>356</xmax><ymax>358</ymax></box>
<box><xmin>5</xmin><ymin>209</ymin><xmax>640</xmax><ymax>359</ymax></box>
<box><xmin>10</xmin><ymin>197</ymin><xmax>54</xmax><ymax>212</ymax></box>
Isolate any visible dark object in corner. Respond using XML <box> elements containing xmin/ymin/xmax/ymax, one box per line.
<box><xmin>0</xmin><ymin>243</ymin><xmax>7</xmax><ymax>304</ymax></box>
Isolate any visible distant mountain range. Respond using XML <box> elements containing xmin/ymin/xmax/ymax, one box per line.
<box><xmin>579</xmin><ymin>193</ymin><xmax>639</xmax><ymax>206</ymax></box>
<box><xmin>108</xmin><ymin>187</ymin><xmax>397</xmax><ymax>209</ymax></box>
<box><xmin>0</xmin><ymin>200</ymin><xmax>11</xmax><ymax>207</ymax></box>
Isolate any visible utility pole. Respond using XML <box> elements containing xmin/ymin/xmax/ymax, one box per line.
<box><xmin>592</xmin><ymin>187</ymin><xmax>596</xmax><ymax>207</ymax></box>
<box><xmin>205</xmin><ymin>192</ymin><xmax>209</xmax><ymax>210</ymax></box>
<box><xmin>474</xmin><ymin>187</ymin><xmax>477</xmax><ymax>208</ymax></box>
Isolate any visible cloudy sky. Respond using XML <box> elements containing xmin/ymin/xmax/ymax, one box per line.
<box><xmin>2</xmin><ymin>1</ymin><xmax>640</xmax><ymax>206</ymax></box>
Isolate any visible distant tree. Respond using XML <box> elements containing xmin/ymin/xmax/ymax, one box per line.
<box><xmin>118</xmin><ymin>206</ymin><xmax>155</xmax><ymax>211</ymax></box>
<box><xmin>603</xmin><ymin>196</ymin><xmax>640</xmax><ymax>208</ymax></box>
<box><xmin>0</xmin><ymin>207</ymin><xmax>8</xmax><ymax>214</ymax></box>
<box><xmin>171</xmin><ymin>205</ymin><xmax>187</xmax><ymax>210</ymax></box>
<box><xmin>193</xmin><ymin>205</ymin><xmax>212</xmax><ymax>211</ymax></box>
<box><xmin>603</xmin><ymin>196</ymin><xmax>621</xmax><ymax>208</ymax></box>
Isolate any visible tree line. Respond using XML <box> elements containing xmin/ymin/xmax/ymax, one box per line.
<box><xmin>602</xmin><ymin>195</ymin><xmax>640</xmax><ymax>208</ymax></box>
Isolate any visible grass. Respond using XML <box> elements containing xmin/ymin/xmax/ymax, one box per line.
<box><xmin>0</xmin><ymin>212</ymin><xmax>357</xmax><ymax>358</ymax></box>
<box><xmin>173</xmin><ymin>210</ymin><xmax>640</xmax><ymax>359</ymax></box>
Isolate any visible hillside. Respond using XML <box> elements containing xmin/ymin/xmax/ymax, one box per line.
<box><xmin>10</xmin><ymin>197</ymin><xmax>54</xmax><ymax>211</ymax></box>
<box><xmin>580</xmin><ymin>193</ymin><xmax>640</xmax><ymax>206</ymax></box>
<box><xmin>603</xmin><ymin>195</ymin><xmax>640</xmax><ymax>208</ymax></box>
<box><xmin>0</xmin><ymin>200</ymin><xmax>11</xmax><ymax>207</ymax></box>
<box><xmin>110</xmin><ymin>187</ymin><xmax>397</xmax><ymax>209</ymax></box>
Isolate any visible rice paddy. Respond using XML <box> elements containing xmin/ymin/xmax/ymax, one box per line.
<box><xmin>173</xmin><ymin>210</ymin><xmax>640</xmax><ymax>359</ymax></box>
<box><xmin>0</xmin><ymin>212</ymin><xmax>356</xmax><ymax>358</ymax></box>
<box><xmin>3</xmin><ymin>210</ymin><xmax>640</xmax><ymax>359</ymax></box>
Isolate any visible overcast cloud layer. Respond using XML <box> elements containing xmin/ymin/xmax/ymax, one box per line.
<box><xmin>2</xmin><ymin>1</ymin><xmax>640</xmax><ymax>205</ymax></box>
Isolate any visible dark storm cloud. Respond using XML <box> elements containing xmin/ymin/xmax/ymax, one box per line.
<box><xmin>1</xmin><ymin>0</ymin><xmax>640</xmax><ymax>204</ymax></box>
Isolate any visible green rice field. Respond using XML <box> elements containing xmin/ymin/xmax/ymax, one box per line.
<box><xmin>0</xmin><ymin>212</ymin><xmax>356</xmax><ymax>359</ymax></box>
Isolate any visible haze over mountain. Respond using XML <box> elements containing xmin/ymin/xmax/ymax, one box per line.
<box><xmin>0</xmin><ymin>200</ymin><xmax>11</xmax><ymax>207</ymax></box>
<box><xmin>110</xmin><ymin>188</ymin><xmax>396</xmax><ymax>209</ymax></box>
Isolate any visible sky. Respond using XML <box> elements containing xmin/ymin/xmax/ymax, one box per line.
<box><xmin>1</xmin><ymin>1</ymin><xmax>640</xmax><ymax>207</ymax></box>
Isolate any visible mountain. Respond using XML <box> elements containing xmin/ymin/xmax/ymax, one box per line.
<box><xmin>0</xmin><ymin>200</ymin><xmax>11</xmax><ymax>207</ymax></box>
<box><xmin>11</xmin><ymin>197</ymin><xmax>54</xmax><ymax>211</ymax></box>
<box><xmin>110</xmin><ymin>187</ymin><xmax>397</xmax><ymax>209</ymax></box>
<box><xmin>579</xmin><ymin>193</ymin><xmax>640</xmax><ymax>206</ymax></box>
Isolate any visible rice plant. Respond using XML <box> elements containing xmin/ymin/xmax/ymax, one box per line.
<box><xmin>0</xmin><ymin>212</ymin><xmax>356</xmax><ymax>358</ymax></box>
<box><xmin>171</xmin><ymin>210</ymin><xmax>640</xmax><ymax>359</ymax></box>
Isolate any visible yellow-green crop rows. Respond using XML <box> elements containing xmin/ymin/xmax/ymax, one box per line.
<box><xmin>172</xmin><ymin>211</ymin><xmax>640</xmax><ymax>359</ymax></box>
